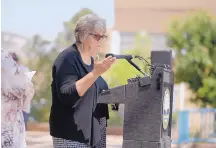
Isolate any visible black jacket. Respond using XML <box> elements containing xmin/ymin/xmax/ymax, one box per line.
<box><xmin>49</xmin><ymin>44</ymin><xmax>109</xmax><ymax>147</ymax></box>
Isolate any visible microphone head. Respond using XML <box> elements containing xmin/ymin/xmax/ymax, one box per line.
<box><xmin>105</xmin><ymin>53</ymin><xmax>114</xmax><ymax>58</ymax></box>
<box><xmin>105</xmin><ymin>53</ymin><xmax>134</xmax><ymax>60</ymax></box>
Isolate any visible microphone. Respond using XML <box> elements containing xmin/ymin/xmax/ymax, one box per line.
<box><xmin>105</xmin><ymin>53</ymin><xmax>134</xmax><ymax>60</ymax></box>
<box><xmin>105</xmin><ymin>53</ymin><xmax>148</xmax><ymax>76</ymax></box>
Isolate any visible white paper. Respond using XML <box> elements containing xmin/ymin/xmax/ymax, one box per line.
<box><xmin>25</xmin><ymin>71</ymin><xmax>36</xmax><ymax>81</ymax></box>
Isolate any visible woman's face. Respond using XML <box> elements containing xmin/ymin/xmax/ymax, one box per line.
<box><xmin>83</xmin><ymin>28</ymin><xmax>107</xmax><ymax>56</ymax></box>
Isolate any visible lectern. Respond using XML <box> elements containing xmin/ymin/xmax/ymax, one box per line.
<box><xmin>98</xmin><ymin>50</ymin><xmax>174</xmax><ymax>148</ymax></box>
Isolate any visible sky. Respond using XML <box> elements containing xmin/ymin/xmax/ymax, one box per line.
<box><xmin>1</xmin><ymin>0</ymin><xmax>114</xmax><ymax>40</ymax></box>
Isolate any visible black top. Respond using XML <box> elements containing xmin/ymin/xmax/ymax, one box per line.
<box><xmin>83</xmin><ymin>59</ymin><xmax>109</xmax><ymax>120</ymax></box>
<box><xmin>49</xmin><ymin>44</ymin><xmax>109</xmax><ymax>147</ymax></box>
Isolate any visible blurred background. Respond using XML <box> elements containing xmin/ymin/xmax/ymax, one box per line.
<box><xmin>1</xmin><ymin>0</ymin><xmax>216</xmax><ymax>147</ymax></box>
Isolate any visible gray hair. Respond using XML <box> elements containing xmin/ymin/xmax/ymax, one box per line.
<box><xmin>74</xmin><ymin>14</ymin><xmax>106</xmax><ymax>44</ymax></box>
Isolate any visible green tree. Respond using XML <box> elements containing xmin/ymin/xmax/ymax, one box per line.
<box><xmin>104</xmin><ymin>33</ymin><xmax>151</xmax><ymax>87</ymax></box>
<box><xmin>103</xmin><ymin>33</ymin><xmax>151</xmax><ymax>125</ymax></box>
<box><xmin>55</xmin><ymin>8</ymin><xmax>94</xmax><ymax>49</ymax></box>
<box><xmin>167</xmin><ymin>11</ymin><xmax>216</xmax><ymax>107</ymax></box>
<box><xmin>23</xmin><ymin>35</ymin><xmax>58</xmax><ymax>121</ymax></box>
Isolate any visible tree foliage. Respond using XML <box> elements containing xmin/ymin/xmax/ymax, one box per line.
<box><xmin>167</xmin><ymin>11</ymin><xmax>216</xmax><ymax>107</ymax></box>
<box><xmin>103</xmin><ymin>33</ymin><xmax>151</xmax><ymax>125</ymax></box>
<box><xmin>23</xmin><ymin>35</ymin><xmax>58</xmax><ymax>121</ymax></box>
<box><xmin>103</xmin><ymin>33</ymin><xmax>151</xmax><ymax>87</ymax></box>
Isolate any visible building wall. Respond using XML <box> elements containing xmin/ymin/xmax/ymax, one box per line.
<box><xmin>119</xmin><ymin>32</ymin><xmax>167</xmax><ymax>51</ymax></box>
<box><xmin>114</xmin><ymin>0</ymin><xmax>216</xmax><ymax>51</ymax></box>
<box><xmin>113</xmin><ymin>0</ymin><xmax>216</xmax><ymax>110</ymax></box>
<box><xmin>114</xmin><ymin>0</ymin><xmax>216</xmax><ymax>33</ymax></box>
<box><xmin>115</xmin><ymin>0</ymin><xmax>216</xmax><ymax>9</ymax></box>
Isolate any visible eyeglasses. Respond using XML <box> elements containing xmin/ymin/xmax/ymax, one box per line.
<box><xmin>89</xmin><ymin>33</ymin><xmax>107</xmax><ymax>41</ymax></box>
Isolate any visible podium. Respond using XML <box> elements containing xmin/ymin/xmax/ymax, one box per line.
<box><xmin>98</xmin><ymin>51</ymin><xmax>174</xmax><ymax>148</ymax></box>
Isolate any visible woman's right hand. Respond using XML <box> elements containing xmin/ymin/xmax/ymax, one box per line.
<box><xmin>92</xmin><ymin>56</ymin><xmax>116</xmax><ymax>76</ymax></box>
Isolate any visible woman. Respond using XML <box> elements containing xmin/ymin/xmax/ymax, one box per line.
<box><xmin>49</xmin><ymin>14</ymin><xmax>116</xmax><ymax>148</ymax></box>
<box><xmin>1</xmin><ymin>49</ymin><xmax>35</xmax><ymax>148</ymax></box>
<box><xmin>10</xmin><ymin>52</ymin><xmax>32</xmax><ymax>131</ymax></box>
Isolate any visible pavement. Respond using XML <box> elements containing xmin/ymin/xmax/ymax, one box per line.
<box><xmin>26</xmin><ymin>131</ymin><xmax>123</xmax><ymax>148</ymax></box>
<box><xmin>27</xmin><ymin>131</ymin><xmax>216</xmax><ymax>148</ymax></box>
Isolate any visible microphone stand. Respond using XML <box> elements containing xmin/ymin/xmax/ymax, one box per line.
<box><xmin>111</xmin><ymin>57</ymin><xmax>148</xmax><ymax>112</ymax></box>
<box><xmin>126</xmin><ymin>59</ymin><xmax>148</xmax><ymax>76</ymax></box>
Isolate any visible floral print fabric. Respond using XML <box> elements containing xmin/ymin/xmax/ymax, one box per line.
<box><xmin>1</xmin><ymin>49</ymin><xmax>34</xmax><ymax>148</ymax></box>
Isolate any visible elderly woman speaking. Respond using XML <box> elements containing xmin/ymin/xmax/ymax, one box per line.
<box><xmin>49</xmin><ymin>14</ymin><xmax>116</xmax><ymax>148</ymax></box>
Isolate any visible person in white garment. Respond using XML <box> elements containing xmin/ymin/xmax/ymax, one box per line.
<box><xmin>10</xmin><ymin>52</ymin><xmax>32</xmax><ymax>130</ymax></box>
<box><xmin>1</xmin><ymin>49</ymin><xmax>35</xmax><ymax>148</ymax></box>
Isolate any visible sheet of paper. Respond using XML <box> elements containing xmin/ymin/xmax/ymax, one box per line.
<box><xmin>25</xmin><ymin>71</ymin><xmax>36</xmax><ymax>81</ymax></box>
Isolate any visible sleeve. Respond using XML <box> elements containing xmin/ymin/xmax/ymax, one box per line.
<box><xmin>21</xmin><ymin>65</ymin><xmax>35</xmax><ymax>111</ymax></box>
<box><xmin>55</xmin><ymin>58</ymin><xmax>81</xmax><ymax>105</ymax></box>
<box><xmin>1</xmin><ymin>49</ymin><xmax>34</xmax><ymax>101</ymax></box>
<box><xmin>22</xmin><ymin>81</ymin><xmax>35</xmax><ymax>110</ymax></box>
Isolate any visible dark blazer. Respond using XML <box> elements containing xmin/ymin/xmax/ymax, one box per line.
<box><xmin>49</xmin><ymin>44</ymin><xmax>109</xmax><ymax>147</ymax></box>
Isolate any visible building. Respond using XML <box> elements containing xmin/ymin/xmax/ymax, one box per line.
<box><xmin>112</xmin><ymin>0</ymin><xmax>216</xmax><ymax>110</ymax></box>
<box><xmin>113</xmin><ymin>0</ymin><xmax>216</xmax><ymax>51</ymax></box>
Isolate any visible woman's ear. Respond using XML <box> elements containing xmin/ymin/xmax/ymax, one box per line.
<box><xmin>78</xmin><ymin>29</ymin><xmax>88</xmax><ymax>43</ymax></box>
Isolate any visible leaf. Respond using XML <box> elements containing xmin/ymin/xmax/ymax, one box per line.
<box><xmin>167</xmin><ymin>10</ymin><xmax>216</xmax><ymax>107</ymax></box>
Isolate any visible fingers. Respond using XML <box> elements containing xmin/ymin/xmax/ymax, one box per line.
<box><xmin>104</xmin><ymin>57</ymin><xmax>116</xmax><ymax>69</ymax></box>
<box><xmin>102</xmin><ymin>56</ymin><xmax>112</xmax><ymax>64</ymax></box>
<box><xmin>93</xmin><ymin>56</ymin><xmax>116</xmax><ymax>75</ymax></box>
<box><xmin>102</xmin><ymin>56</ymin><xmax>116</xmax><ymax>65</ymax></box>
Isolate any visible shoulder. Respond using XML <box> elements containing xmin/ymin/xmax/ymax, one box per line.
<box><xmin>54</xmin><ymin>44</ymin><xmax>79</xmax><ymax>66</ymax></box>
<box><xmin>61</xmin><ymin>44</ymin><xmax>78</xmax><ymax>58</ymax></box>
<box><xmin>1</xmin><ymin>49</ymin><xmax>20</xmax><ymax>73</ymax></box>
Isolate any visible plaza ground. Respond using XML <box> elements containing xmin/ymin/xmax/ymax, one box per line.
<box><xmin>27</xmin><ymin>131</ymin><xmax>216</xmax><ymax>148</ymax></box>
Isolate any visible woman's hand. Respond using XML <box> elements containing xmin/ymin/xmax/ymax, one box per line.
<box><xmin>75</xmin><ymin>56</ymin><xmax>115</xmax><ymax>97</ymax></box>
<box><xmin>92</xmin><ymin>56</ymin><xmax>116</xmax><ymax>76</ymax></box>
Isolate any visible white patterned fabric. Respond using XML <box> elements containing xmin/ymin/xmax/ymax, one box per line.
<box><xmin>1</xmin><ymin>49</ymin><xmax>35</xmax><ymax>148</ymax></box>
<box><xmin>52</xmin><ymin>117</ymin><xmax>107</xmax><ymax>148</ymax></box>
